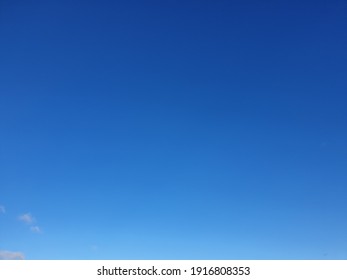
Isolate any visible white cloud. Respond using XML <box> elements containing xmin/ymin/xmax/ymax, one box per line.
<box><xmin>18</xmin><ymin>213</ymin><xmax>42</xmax><ymax>233</ymax></box>
<box><xmin>0</xmin><ymin>250</ymin><xmax>25</xmax><ymax>260</ymax></box>
<box><xmin>0</xmin><ymin>205</ymin><xmax>5</xmax><ymax>214</ymax></box>
<box><xmin>30</xmin><ymin>226</ymin><xmax>42</xmax><ymax>233</ymax></box>
<box><xmin>18</xmin><ymin>213</ymin><xmax>35</xmax><ymax>224</ymax></box>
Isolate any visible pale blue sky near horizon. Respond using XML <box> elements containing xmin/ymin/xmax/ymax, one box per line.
<box><xmin>1</xmin><ymin>0</ymin><xmax>347</xmax><ymax>259</ymax></box>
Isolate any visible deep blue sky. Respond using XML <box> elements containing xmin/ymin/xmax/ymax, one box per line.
<box><xmin>0</xmin><ymin>0</ymin><xmax>346</xmax><ymax>260</ymax></box>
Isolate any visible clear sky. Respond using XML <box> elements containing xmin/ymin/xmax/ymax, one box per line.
<box><xmin>0</xmin><ymin>0</ymin><xmax>346</xmax><ymax>260</ymax></box>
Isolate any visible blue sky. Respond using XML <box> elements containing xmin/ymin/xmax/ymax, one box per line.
<box><xmin>0</xmin><ymin>0</ymin><xmax>346</xmax><ymax>260</ymax></box>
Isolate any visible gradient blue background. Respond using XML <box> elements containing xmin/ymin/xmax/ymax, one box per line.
<box><xmin>0</xmin><ymin>0</ymin><xmax>346</xmax><ymax>259</ymax></box>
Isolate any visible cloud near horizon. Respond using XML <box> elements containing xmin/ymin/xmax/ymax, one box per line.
<box><xmin>0</xmin><ymin>205</ymin><xmax>5</xmax><ymax>214</ymax></box>
<box><xmin>0</xmin><ymin>250</ymin><xmax>25</xmax><ymax>260</ymax></box>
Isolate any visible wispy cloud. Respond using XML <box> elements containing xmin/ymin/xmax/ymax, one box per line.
<box><xmin>0</xmin><ymin>250</ymin><xmax>25</xmax><ymax>260</ymax></box>
<box><xmin>18</xmin><ymin>213</ymin><xmax>42</xmax><ymax>234</ymax></box>
<box><xmin>30</xmin><ymin>226</ymin><xmax>42</xmax><ymax>233</ymax></box>
<box><xmin>0</xmin><ymin>205</ymin><xmax>5</xmax><ymax>214</ymax></box>
<box><xmin>18</xmin><ymin>213</ymin><xmax>35</xmax><ymax>224</ymax></box>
